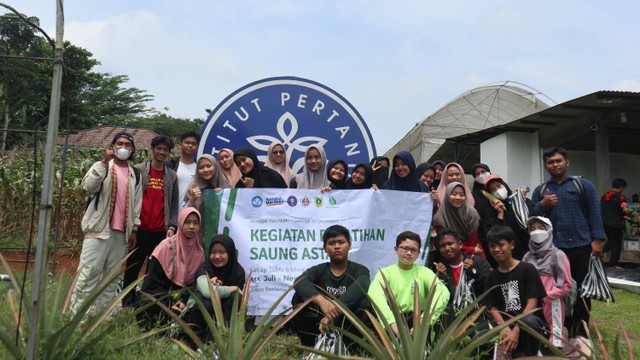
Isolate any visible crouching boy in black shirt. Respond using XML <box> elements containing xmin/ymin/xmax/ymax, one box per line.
<box><xmin>484</xmin><ymin>225</ymin><xmax>547</xmax><ymax>358</ymax></box>
<box><xmin>291</xmin><ymin>224</ymin><xmax>371</xmax><ymax>348</ymax></box>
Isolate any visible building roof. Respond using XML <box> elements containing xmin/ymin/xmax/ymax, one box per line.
<box><xmin>57</xmin><ymin>126</ymin><xmax>160</xmax><ymax>150</ymax></box>
<box><xmin>448</xmin><ymin>90</ymin><xmax>640</xmax><ymax>154</ymax></box>
<box><xmin>384</xmin><ymin>81</ymin><xmax>552</xmax><ymax>166</ymax></box>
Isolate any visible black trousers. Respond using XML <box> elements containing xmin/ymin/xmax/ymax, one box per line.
<box><xmin>492</xmin><ymin>314</ymin><xmax>546</xmax><ymax>357</ymax></box>
<box><xmin>559</xmin><ymin>244</ymin><xmax>591</xmax><ymax>338</ymax></box>
<box><xmin>291</xmin><ymin>295</ymin><xmax>370</xmax><ymax>348</ymax></box>
<box><xmin>123</xmin><ymin>229</ymin><xmax>166</xmax><ymax>306</ymax></box>
<box><xmin>603</xmin><ymin>225</ymin><xmax>625</xmax><ymax>266</ymax></box>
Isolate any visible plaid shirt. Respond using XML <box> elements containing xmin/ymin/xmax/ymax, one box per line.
<box><xmin>532</xmin><ymin>175</ymin><xmax>606</xmax><ymax>248</ymax></box>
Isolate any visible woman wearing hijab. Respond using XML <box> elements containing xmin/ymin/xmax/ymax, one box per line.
<box><xmin>370</xmin><ymin>156</ymin><xmax>390</xmax><ymax>188</ymax></box>
<box><xmin>416</xmin><ymin>162</ymin><xmax>436</xmax><ymax>190</ymax></box>
<box><xmin>137</xmin><ymin>207</ymin><xmax>204</xmax><ymax>328</ymax></box>
<box><xmin>431</xmin><ymin>160</ymin><xmax>446</xmax><ymax>189</ymax></box>
<box><xmin>264</xmin><ymin>141</ymin><xmax>295</xmax><ymax>186</ymax></box>
<box><xmin>290</xmin><ymin>145</ymin><xmax>330</xmax><ymax>189</ymax></box>
<box><xmin>186</xmin><ymin>155</ymin><xmax>230</xmax><ymax>209</ymax></box>
<box><xmin>185</xmin><ymin>155</ymin><xmax>230</xmax><ymax>245</ymax></box>
<box><xmin>484</xmin><ymin>174</ymin><xmax>535</xmax><ymax>260</ymax></box>
<box><xmin>217</xmin><ymin>148</ymin><xmax>242</xmax><ymax>188</ymax></box>
<box><xmin>183</xmin><ymin>234</ymin><xmax>247</xmax><ymax>341</ymax></box>
<box><xmin>346</xmin><ymin>162</ymin><xmax>377</xmax><ymax>189</ymax></box>
<box><xmin>435</xmin><ymin>162</ymin><xmax>474</xmax><ymax>207</ymax></box>
<box><xmin>324</xmin><ymin>159</ymin><xmax>348</xmax><ymax>190</ymax></box>
<box><xmin>233</xmin><ymin>147</ymin><xmax>287</xmax><ymax>188</ymax></box>
<box><xmin>432</xmin><ymin>182</ymin><xmax>484</xmax><ymax>258</ymax></box>
<box><xmin>522</xmin><ymin>216</ymin><xmax>572</xmax><ymax>349</ymax></box>
<box><xmin>383</xmin><ymin>151</ymin><xmax>429</xmax><ymax>192</ymax></box>
<box><xmin>470</xmin><ymin>163</ymin><xmax>496</xmax><ymax>263</ymax></box>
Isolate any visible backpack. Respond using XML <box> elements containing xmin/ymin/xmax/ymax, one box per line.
<box><xmin>86</xmin><ymin>165</ymin><xmax>140</xmax><ymax>210</ymax></box>
<box><xmin>536</xmin><ymin>176</ymin><xmax>586</xmax><ymax>210</ymax></box>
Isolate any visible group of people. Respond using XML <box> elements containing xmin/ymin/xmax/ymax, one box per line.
<box><xmin>69</xmin><ymin>130</ymin><xmax>619</xmax><ymax>358</ymax></box>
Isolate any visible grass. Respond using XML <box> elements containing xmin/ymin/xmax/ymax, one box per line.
<box><xmin>0</xmin><ymin>270</ymin><xmax>637</xmax><ymax>359</ymax></box>
<box><xmin>590</xmin><ymin>288</ymin><xmax>640</xmax><ymax>358</ymax></box>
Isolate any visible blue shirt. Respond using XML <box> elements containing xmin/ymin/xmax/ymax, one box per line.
<box><xmin>532</xmin><ymin>175</ymin><xmax>606</xmax><ymax>248</ymax></box>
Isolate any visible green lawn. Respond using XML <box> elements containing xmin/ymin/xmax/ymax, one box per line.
<box><xmin>590</xmin><ymin>288</ymin><xmax>640</xmax><ymax>358</ymax></box>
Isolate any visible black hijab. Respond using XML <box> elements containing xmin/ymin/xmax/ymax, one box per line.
<box><xmin>347</xmin><ymin>162</ymin><xmax>374</xmax><ymax>189</ymax></box>
<box><xmin>370</xmin><ymin>156</ymin><xmax>389</xmax><ymax>188</ymax></box>
<box><xmin>198</xmin><ymin>234</ymin><xmax>246</xmax><ymax>288</ymax></box>
<box><xmin>431</xmin><ymin>159</ymin><xmax>447</xmax><ymax>189</ymax></box>
<box><xmin>327</xmin><ymin>159</ymin><xmax>349</xmax><ymax>189</ymax></box>
<box><xmin>383</xmin><ymin>151</ymin><xmax>429</xmax><ymax>192</ymax></box>
<box><xmin>233</xmin><ymin>147</ymin><xmax>287</xmax><ymax>188</ymax></box>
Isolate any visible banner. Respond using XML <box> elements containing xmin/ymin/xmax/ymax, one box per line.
<box><xmin>204</xmin><ymin>188</ymin><xmax>433</xmax><ymax>315</ymax></box>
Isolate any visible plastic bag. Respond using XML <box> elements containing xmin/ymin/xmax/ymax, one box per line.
<box><xmin>304</xmin><ymin>330</ymin><xmax>349</xmax><ymax>359</ymax></box>
<box><xmin>452</xmin><ymin>270</ymin><xmax>476</xmax><ymax>312</ymax></box>
<box><xmin>580</xmin><ymin>255</ymin><xmax>615</xmax><ymax>302</ymax></box>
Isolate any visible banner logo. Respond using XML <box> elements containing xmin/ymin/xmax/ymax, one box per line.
<box><xmin>198</xmin><ymin>77</ymin><xmax>377</xmax><ymax>173</ymax></box>
<box><xmin>251</xmin><ymin>196</ymin><xmax>263</xmax><ymax>208</ymax></box>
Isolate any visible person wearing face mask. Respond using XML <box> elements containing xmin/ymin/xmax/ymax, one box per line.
<box><xmin>471</xmin><ymin>163</ymin><xmax>496</xmax><ymax>263</ymax></box>
<box><xmin>522</xmin><ymin>216</ymin><xmax>573</xmax><ymax>351</ymax></box>
<box><xmin>70</xmin><ymin>131</ymin><xmax>143</xmax><ymax>315</ymax></box>
<box><xmin>483</xmin><ymin>174</ymin><xmax>535</xmax><ymax>262</ymax></box>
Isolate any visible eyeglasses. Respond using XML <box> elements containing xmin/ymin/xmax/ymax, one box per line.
<box><xmin>183</xmin><ymin>141</ymin><xmax>198</xmax><ymax>147</ymax></box>
<box><xmin>272</xmin><ymin>150</ymin><xmax>285</xmax><ymax>155</ymax></box>
<box><xmin>397</xmin><ymin>246</ymin><xmax>420</xmax><ymax>254</ymax></box>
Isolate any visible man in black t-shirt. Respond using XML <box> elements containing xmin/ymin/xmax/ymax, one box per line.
<box><xmin>485</xmin><ymin>225</ymin><xmax>547</xmax><ymax>358</ymax></box>
<box><xmin>291</xmin><ymin>225</ymin><xmax>371</xmax><ymax>347</ymax></box>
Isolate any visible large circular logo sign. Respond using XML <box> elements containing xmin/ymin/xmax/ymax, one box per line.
<box><xmin>198</xmin><ymin>76</ymin><xmax>377</xmax><ymax>173</ymax></box>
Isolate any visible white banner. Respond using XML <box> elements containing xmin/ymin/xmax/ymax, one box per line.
<box><xmin>204</xmin><ymin>188</ymin><xmax>433</xmax><ymax>315</ymax></box>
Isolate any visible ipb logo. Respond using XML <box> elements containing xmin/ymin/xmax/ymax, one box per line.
<box><xmin>198</xmin><ymin>77</ymin><xmax>377</xmax><ymax>173</ymax></box>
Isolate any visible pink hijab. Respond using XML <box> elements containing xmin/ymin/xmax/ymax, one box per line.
<box><xmin>436</xmin><ymin>162</ymin><xmax>474</xmax><ymax>207</ymax></box>
<box><xmin>217</xmin><ymin>148</ymin><xmax>242</xmax><ymax>188</ymax></box>
<box><xmin>150</xmin><ymin>207</ymin><xmax>204</xmax><ymax>287</ymax></box>
<box><xmin>264</xmin><ymin>142</ymin><xmax>295</xmax><ymax>185</ymax></box>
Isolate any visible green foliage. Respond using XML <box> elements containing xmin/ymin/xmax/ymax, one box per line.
<box><xmin>0</xmin><ymin>12</ymin><xmax>157</xmax><ymax>150</ymax></box>
<box><xmin>0</xmin><ymin>145</ymin><xmax>151</xmax><ymax>249</ymax></box>
<box><xmin>128</xmin><ymin>113</ymin><xmax>203</xmax><ymax>139</ymax></box>
<box><xmin>291</xmin><ymin>274</ymin><xmax>565</xmax><ymax>360</ymax></box>
<box><xmin>0</xmin><ymin>253</ymin><xmax>158</xmax><ymax>359</ymax></box>
<box><xmin>163</xmin><ymin>274</ymin><xmax>313</xmax><ymax>359</ymax></box>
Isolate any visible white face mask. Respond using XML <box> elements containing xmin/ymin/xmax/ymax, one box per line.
<box><xmin>492</xmin><ymin>187</ymin><xmax>508</xmax><ymax>200</ymax></box>
<box><xmin>530</xmin><ymin>229</ymin><xmax>549</xmax><ymax>244</ymax></box>
<box><xmin>475</xmin><ymin>172</ymin><xmax>489</xmax><ymax>184</ymax></box>
<box><xmin>114</xmin><ymin>147</ymin><xmax>131</xmax><ymax>160</ymax></box>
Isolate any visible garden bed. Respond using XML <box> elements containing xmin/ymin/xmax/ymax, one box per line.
<box><xmin>0</xmin><ymin>250</ymin><xmax>80</xmax><ymax>276</ymax></box>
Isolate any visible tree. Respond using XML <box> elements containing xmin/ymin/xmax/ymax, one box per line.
<box><xmin>0</xmin><ymin>12</ymin><xmax>156</xmax><ymax>150</ymax></box>
<box><xmin>0</xmin><ymin>13</ymin><xmax>50</xmax><ymax>151</ymax></box>
<box><xmin>128</xmin><ymin>113</ymin><xmax>203</xmax><ymax>139</ymax></box>
<box><xmin>61</xmin><ymin>44</ymin><xmax>154</xmax><ymax>130</ymax></box>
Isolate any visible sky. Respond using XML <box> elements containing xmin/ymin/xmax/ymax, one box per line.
<box><xmin>15</xmin><ymin>1</ymin><xmax>640</xmax><ymax>154</ymax></box>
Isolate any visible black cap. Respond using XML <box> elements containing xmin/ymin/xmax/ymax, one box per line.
<box><xmin>111</xmin><ymin>131</ymin><xmax>135</xmax><ymax>147</ymax></box>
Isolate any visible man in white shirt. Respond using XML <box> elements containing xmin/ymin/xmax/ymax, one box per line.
<box><xmin>166</xmin><ymin>130</ymin><xmax>199</xmax><ymax>206</ymax></box>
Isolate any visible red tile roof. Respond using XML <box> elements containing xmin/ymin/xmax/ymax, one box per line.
<box><xmin>57</xmin><ymin>126</ymin><xmax>160</xmax><ymax>150</ymax></box>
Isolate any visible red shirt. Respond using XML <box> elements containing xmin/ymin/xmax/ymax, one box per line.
<box><xmin>140</xmin><ymin>167</ymin><xmax>165</xmax><ymax>231</ymax></box>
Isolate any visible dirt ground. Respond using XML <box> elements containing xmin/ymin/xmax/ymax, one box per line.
<box><xmin>0</xmin><ymin>251</ymin><xmax>80</xmax><ymax>277</ymax></box>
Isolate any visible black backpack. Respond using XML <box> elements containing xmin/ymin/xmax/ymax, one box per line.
<box><xmin>86</xmin><ymin>166</ymin><xmax>140</xmax><ymax>210</ymax></box>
